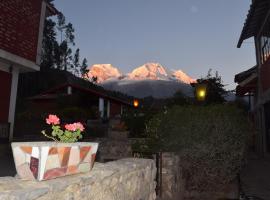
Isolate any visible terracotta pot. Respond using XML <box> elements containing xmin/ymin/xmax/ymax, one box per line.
<box><xmin>11</xmin><ymin>142</ymin><xmax>98</xmax><ymax>181</ymax></box>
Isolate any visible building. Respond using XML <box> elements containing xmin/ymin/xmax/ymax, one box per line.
<box><xmin>236</xmin><ymin>0</ymin><xmax>270</xmax><ymax>155</ymax></box>
<box><xmin>18</xmin><ymin>70</ymin><xmax>133</xmax><ymax>119</ymax></box>
<box><xmin>0</xmin><ymin>0</ymin><xmax>58</xmax><ymax>142</ymax></box>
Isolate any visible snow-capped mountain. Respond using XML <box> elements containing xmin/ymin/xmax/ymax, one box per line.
<box><xmin>86</xmin><ymin>62</ymin><xmax>195</xmax><ymax>84</ymax></box>
<box><xmin>172</xmin><ymin>70</ymin><xmax>196</xmax><ymax>84</ymax></box>
<box><xmin>86</xmin><ymin>64</ymin><xmax>122</xmax><ymax>83</ymax></box>
<box><xmin>127</xmin><ymin>63</ymin><xmax>195</xmax><ymax>84</ymax></box>
<box><xmin>127</xmin><ymin>63</ymin><xmax>170</xmax><ymax>81</ymax></box>
<box><xmin>86</xmin><ymin>62</ymin><xmax>196</xmax><ymax>98</ymax></box>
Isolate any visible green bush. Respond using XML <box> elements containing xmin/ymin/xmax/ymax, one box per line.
<box><xmin>144</xmin><ymin>104</ymin><xmax>252</xmax><ymax>191</ymax></box>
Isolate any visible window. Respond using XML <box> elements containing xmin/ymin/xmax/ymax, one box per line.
<box><xmin>260</xmin><ymin>17</ymin><xmax>270</xmax><ymax>64</ymax></box>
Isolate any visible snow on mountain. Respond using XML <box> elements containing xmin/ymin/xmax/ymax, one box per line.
<box><xmin>86</xmin><ymin>64</ymin><xmax>122</xmax><ymax>83</ymax></box>
<box><xmin>86</xmin><ymin>62</ymin><xmax>196</xmax><ymax>84</ymax></box>
<box><xmin>172</xmin><ymin>70</ymin><xmax>196</xmax><ymax>84</ymax></box>
<box><xmin>127</xmin><ymin>63</ymin><xmax>195</xmax><ymax>84</ymax></box>
<box><xmin>127</xmin><ymin>63</ymin><xmax>169</xmax><ymax>80</ymax></box>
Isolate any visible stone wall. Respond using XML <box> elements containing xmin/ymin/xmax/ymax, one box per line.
<box><xmin>160</xmin><ymin>152</ymin><xmax>183</xmax><ymax>199</ymax></box>
<box><xmin>0</xmin><ymin>158</ymin><xmax>156</xmax><ymax>200</ymax></box>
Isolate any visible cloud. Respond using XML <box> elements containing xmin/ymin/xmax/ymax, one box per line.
<box><xmin>190</xmin><ymin>5</ymin><xmax>198</xmax><ymax>13</ymax></box>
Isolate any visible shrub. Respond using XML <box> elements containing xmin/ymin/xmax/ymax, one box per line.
<box><xmin>144</xmin><ymin>104</ymin><xmax>252</xmax><ymax>191</ymax></box>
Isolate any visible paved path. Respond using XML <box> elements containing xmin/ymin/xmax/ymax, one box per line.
<box><xmin>240</xmin><ymin>153</ymin><xmax>270</xmax><ymax>200</ymax></box>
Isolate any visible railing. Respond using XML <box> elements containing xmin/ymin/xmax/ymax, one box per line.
<box><xmin>0</xmin><ymin>122</ymin><xmax>10</xmax><ymax>143</ymax></box>
<box><xmin>133</xmin><ymin>151</ymin><xmax>163</xmax><ymax>197</ymax></box>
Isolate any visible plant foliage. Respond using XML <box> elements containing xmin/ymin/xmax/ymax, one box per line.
<box><xmin>143</xmin><ymin>104</ymin><xmax>252</xmax><ymax>191</ymax></box>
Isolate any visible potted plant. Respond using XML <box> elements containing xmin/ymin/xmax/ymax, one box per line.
<box><xmin>11</xmin><ymin>114</ymin><xmax>98</xmax><ymax>181</ymax></box>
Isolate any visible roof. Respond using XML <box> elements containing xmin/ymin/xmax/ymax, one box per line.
<box><xmin>20</xmin><ymin>70</ymin><xmax>133</xmax><ymax>106</ymax></box>
<box><xmin>235</xmin><ymin>66</ymin><xmax>258</xmax><ymax>96</ymax></box>
<box><xmin>237</xmin><ymin>0</ymin><xmax>270</xmax><ymax>48</ymax></box>
<box><xmin>234</xmin><ymin>65</ymin><xmax>257</xmax><ymax>83</ymax></box>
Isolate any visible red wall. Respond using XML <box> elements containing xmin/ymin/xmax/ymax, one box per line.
<box><xmin>0</xmin><ymin>70</ymin><xmax>12</xmax><ymax>122</ymax></box>
<box><xmin>0</xmin><ymin>0</ymin><xmax>42</xmax><ymax>62</ymax></box>
<box><xmin>261</xmin><ymin>58</ymin><xmax>270</xmax><ymax>92</ymax></box>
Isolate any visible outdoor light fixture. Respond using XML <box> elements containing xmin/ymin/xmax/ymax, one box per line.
<box><xmin>133</xmin><ymin>99</ymin><xmax>139</xmax><ymax>108</ymax></box>
<box><xmin>195</xmin><ymin>84</ymin><xmax>207</xmax><ymax>101</ymax></box>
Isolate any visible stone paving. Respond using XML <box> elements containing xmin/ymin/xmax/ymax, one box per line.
<box><xmin>240</xmin><ymin>153</ymin><xmax>270</xmax><ymax>200</ymax></box>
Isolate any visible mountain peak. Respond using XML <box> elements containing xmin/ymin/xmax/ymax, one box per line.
<box><xmin>128</xmin><ymin>63</ymin><xmax>169</xmax><ymax>80</ymax></box>
<box><xmin>86</xmin><ymin>64</ymin><xmax>122</xmax><ymax>83</ymax></box>
<box><xmin>172</xmin><ymin>70</ymin><xmax>196</xmax><ymax>84</ymax></box>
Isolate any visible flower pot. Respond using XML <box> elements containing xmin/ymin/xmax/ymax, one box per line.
<box><xmin>11</xmin><ymin>142</ymin><xmax>98</xmax><ymax>181</ymax></box>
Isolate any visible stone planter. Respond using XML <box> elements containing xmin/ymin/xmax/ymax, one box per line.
<box><xmin>11</xmin><ymin>142</ymin><xmax>98</xmax><ymax>181</ymax></box>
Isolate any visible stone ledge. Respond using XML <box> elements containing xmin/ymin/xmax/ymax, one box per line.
<box><xmin>0</xmin><ymin>158</ymin><xmax>157</xmax><ymax>200</ymax></box>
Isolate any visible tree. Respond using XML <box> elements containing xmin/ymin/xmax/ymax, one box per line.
<box><xmin>55</xmin><ymin>14</ymin><xmax>75</xmax><ymax>71</ymax></box>
<box><xmin>40</xmin><ymin>10</ymin><xmax>88</xmax><ymax>77</ymax></box>
<box><xmin>71</xmin><ymin>48</ymin><xmax>80</xmax><ymax>76</ymax></box>
<box><xmin>195</xmin><ymin>69</ymin><xmax>227</xmax><ymax>104</ymax></box>
<box><xmin>40</xmin><ymin>19</ymin><xmax>57</xmax><ymax>71</ymax></box>
<box><xmin>92</xmin><ymin>76</ymin><xmax>98</xmax><ymax>83</ymax></box>
<box><xmin>80</xmin><ymin>58</ymin><xmax>88</xmax><ymax>76</ymax></box>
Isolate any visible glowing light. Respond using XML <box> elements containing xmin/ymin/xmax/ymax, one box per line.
<box><xmin>133</xmin><ymin>99</ymin><xmax>139</xmax><ymax>108</ymax></box>
<box><xmin>198</xmin><ymin>90</ymin><xmax>206</xmax><ymax>98</ymax></box>
<box><xmin>195</xmin><ymin>84</ymin><xmax>207</xmax><ymax>101</ymax></box>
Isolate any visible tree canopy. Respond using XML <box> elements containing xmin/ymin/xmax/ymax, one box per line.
<box><xmin>41</xmin><ymin>12</ymin><xmax>88</xmax><ymax>77</ymax></box>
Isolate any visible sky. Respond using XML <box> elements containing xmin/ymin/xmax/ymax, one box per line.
<box><xmin>54</xmin><ymin>0</ymin><xmax>256</xmax><ymax>89</ymax></box>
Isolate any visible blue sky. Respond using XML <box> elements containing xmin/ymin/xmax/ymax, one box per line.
<box><xmin>54</xmin><ymin>0</ymin><xmax>255</xmax><ymax>89</ymax></box>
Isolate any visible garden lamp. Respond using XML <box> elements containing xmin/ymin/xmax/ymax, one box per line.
<box><xmin>133</xmin><ymin>99</ymin><xmax>139</xmax><ymax>108</ymax></box>
<box><xmin>195</xmin><ymin>83</ymin><xmax>207</xmax><ymax>101</ymax></box>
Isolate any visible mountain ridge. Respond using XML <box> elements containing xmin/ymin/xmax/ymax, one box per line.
<box><xmin>86</xmin><ymin>62</ymin><xmax>196</xmax><ymax>84</ymax></box>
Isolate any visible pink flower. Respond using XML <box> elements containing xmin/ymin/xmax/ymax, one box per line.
<box><xmin>74</xmin><ymin>122</ymin><xmax>85</xmax><ymax>132</ymax></box>
<box><xmin>46</xmin><ymin>114</ymin><xmax>60</xmax><ymax>125</ymax></box>
<box><xmin>65</xmin><ymin>123</ymin><xmax>77</xmax><ymax>132</ymax></box>
<box><xmin>65</xmin><ymin>122</ymin><xmax>85</xmax><ymax>132</ymax></box>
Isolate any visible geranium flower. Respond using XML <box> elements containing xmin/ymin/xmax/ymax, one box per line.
<box><xmin>65</xmin><ymin>122</ymin><xmax>85</xmax><ymax>132</ymax></box>
<box><xmin>74</xmin><ymin>122</ymin><xmax>85</xmax><ymax>132</ymax></box>
<box><xmin>46</xmin><ymin>114</ymin><xmax>60</xmax><ymax>125</ymax></box>
<box><xmin>65</xmin><ymin>123</ymin><xmax>77</xmax><ymax>132</ymax></box>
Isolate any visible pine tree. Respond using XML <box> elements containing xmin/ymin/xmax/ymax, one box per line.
<box><xmin>55</xmin><ymin>14</ymin><xmax>75</xmax><ymax>71</ymax></box>
<box><xmin>72</xmin><ymin>48</ymin><xmax>80</xmax><ymax>76</ymax></box>
<box><xmin>80</xmin><ymin>58</ymin><xmax>88</xmax><ymax>76</ymax></box>
<box><xmin>40</xmin><ymin>8</ymin><xmax>88</xmax><ymax>76</ymax></box>
<box><xmin>40</xmin><ymin>19</ymin><xmax>57</xmax><ymax>71</ymax></box>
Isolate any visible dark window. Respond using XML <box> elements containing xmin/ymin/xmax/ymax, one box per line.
<box><xmin>260</xmin><ymin>17</ymin><xmax>270</xmax><ymax>64</ymax></box>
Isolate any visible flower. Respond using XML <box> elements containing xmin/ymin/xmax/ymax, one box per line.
<box><xmin>65</xmin><ymin>123</ymin><xmax>76</xmax><ymax>132</ymax></box>
<box><xmin>65</xmin><ymin>122</ymin><xmax>85</xmax><ymax>132</ymax></box>
<box><xmin>42</xmin><ymin>115</ymin><xmax>85</xmax><ymax>143</ymax></box>
<box><xmin>46</xmin><ymin>114</ymin><xmax>60</xmax><ymax>125</ymax></box>
<box><xmin>74</xmin><ymin>122</ymin><xmax>85</xmax><ymax>132</ymax></box>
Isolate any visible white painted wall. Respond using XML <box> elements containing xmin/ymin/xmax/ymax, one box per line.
<box><xmin>107</xmin><ymin>100</ymin><xmax>110</xmax><ymax>118</ymax></box>
<box><xmin>99</xmin><ymin>98</ymin><xmax>104</xmax><ymax>118</ymax></box>
<box><xmin>67</xmin><ymin>86</ymin><xmax>72</xmax><ymax>95</ymax></box>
